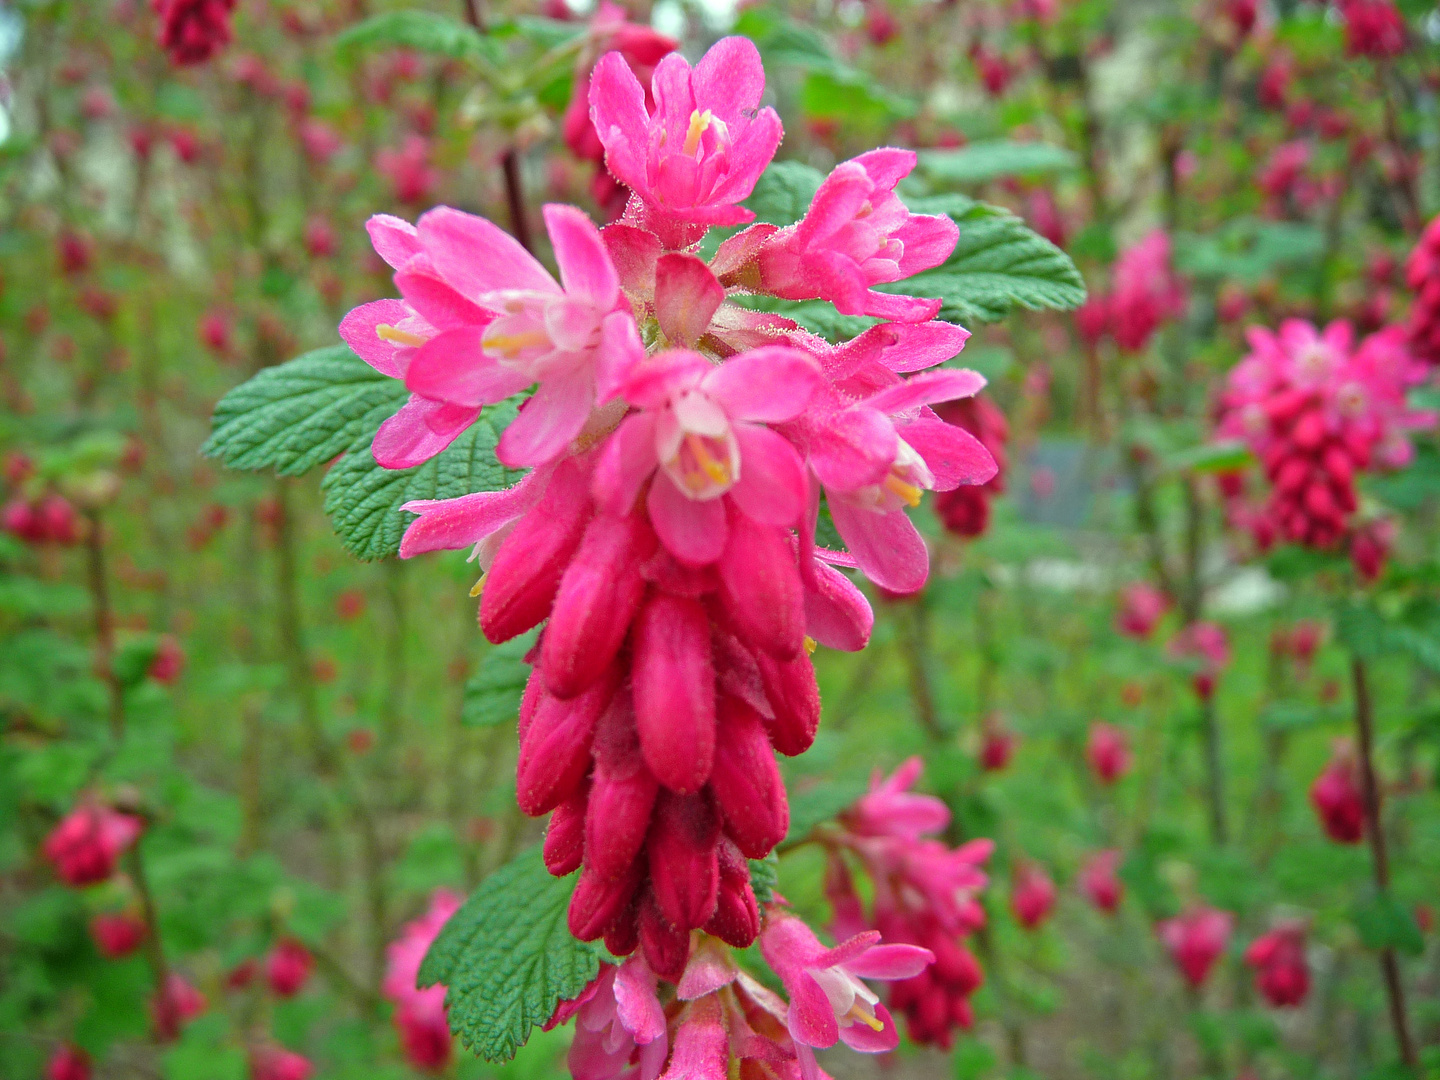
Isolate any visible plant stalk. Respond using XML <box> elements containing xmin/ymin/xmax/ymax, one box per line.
<box><xmin>84</xmin><ymin>510</ymin><xmax>125</xmax><ymax>738</ymax></box>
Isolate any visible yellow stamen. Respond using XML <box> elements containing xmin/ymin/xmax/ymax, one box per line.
<box><xmin>686</xmin><ymin>433</ymin><xmax>731</xmax><ymax>486</ymax></box>
<box><xmin>484</xmin><ymin>330</ymin><xmax>550</xmax><ymax>358</ymax></box>
<box><xmin>803</xmin><ymin>636</ymin><xmax>817</xmax><ymax>655</ymax></box>
<box><xmin>883</xmin><ymin>474</ymin><xmax>924</xmax><ymax>507</ymax></box>
<box><xmin>469</xmin><ymin>573</ymin><xmax>487</xmax><ymax>598</ymax></box>
<box><xmin>683</xmin><ymin>109</ymin><xmax>713</xmax><ymax>156</ymax></box>
<box><xmin>376</xmin><ymin>324</ymin><xmax>427</xmax><ymax>347</ymax></box>
<box><xmin>847</xmin><ymin>1004</ymin><xmax>886</xmax><ymax>1032</ymax></box>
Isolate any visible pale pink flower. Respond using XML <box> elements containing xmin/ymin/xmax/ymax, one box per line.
<box><xmin>1158</xmin><ymin>906</ymin><xmax>1233</xmax><ymax>988</ymax></box>
<box><xmin>384</xmin><ymin>890</ymin><xmax>462</xmax><ymax>1073</ymax></box>
<box><xmin>1109</xmin><ymin>230</ymin><xmax>1186</xmax><ymax>352</ymax></box>
<box><xmin>548</xmin><ymin>959</ymin><xmax>668</xmax><ymax>1080</ymax></box>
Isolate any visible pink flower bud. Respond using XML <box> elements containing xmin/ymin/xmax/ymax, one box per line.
<box><xmin>645</xmin><ymin>791</ymin><xmax>719</xmax><ymax>930</ymax></box>
<box><xmin>90</xmin><ymin>911</ymin><xmax>147</xmax><ymax>957</ymax></box>
<box><xmin>149</xmin><ymin>635</ymin><xmax>185</xmax><ymax>684</ymax></box>
<box><xmin>250</xmin><ymin>1046</ymin><xmax>314</xmax><ymax>1080</ymax></box>
<box><xmin>707</xmin><ymin>695</ymin><xmax>788</xmax><ymax>859</ymax></box>
<box><xmin>638</xmin><ymin>893</ymin><xmax>690</xmax><ymax>981</ymax></box>
<box><xmin>151</xmin><ymin>972</ymin><xmax>206</xmax><ymax>1041</ymax></box>
<box><xmin>541</xmin><ymin>511</ymin><xmax>654</xmax><ymax>699</ymax></box>
<box><xmin>480</xmin><ymin>462</ymin><xmax>592</xmax><ymax>644</ymax></box>
<box><xmin>631</xmin><ymin>594</ymin><xmax>716</xmax><ymax>794</ymax></box>
<box><xmin>1085</xmin><ymin>722</ymin><xmax>1132</xmax><ymax>784</ymax></box>
<box><xmin>1080</xmin><ymin>850</ymin><xmax>1124</xmax><ymax>914</ymax></box>
<box><xmin>47</xmin><ymin>1044</ymin><xmax>91</xmax><ymax>1080</ymax></box>
<box><xmin>704</xmin><ymin>839</ymin><xmax>760</xmax><ymax>948</ymax></box>
<box><xmin>544</xmin><ymin>781</ymin><xmax>588</xmax><ymax>877</ymax></box>
<box><xmin>1310</xmin><ymin>746</ymin><xmax>1365</xmax><ymax>843</ymax></box>
<box><xmin>1158</xmin><ymin>906</ymin><xmax>1232</xmax><ymax>988</ymax></box>
<box><xmin>569</xmin><ymin>861</ymin><xmax>642</xmax><ymax>941</ymax></box>
<box><xmin>1009</xmin><ymin>863</ymin><xmax>1056</xmax><ymax>930</ymax></box>
<box><xmin>717</xmin><ymin>514</ymin><xmax>805</xmax><ymax>660</ymax></box>
<box><xmin>43</xmin><ymin>804</ymin><xmax>144</xmax><ymax>887</ymax></box>
<box><xmin>1244</xmin><ymin>922</ymin><xmax>1310</xmax><ymax>1008</ymax></box>
<box><xmin>516</xmin><ymin>669</ymin><xmax>615</xmax><ymax>816</ymax></box>
<box><xmin>753</xmin><ymin>647</ymin><xmax>820</xmax><ymax>757</ymax></box>
<box><xmin>264</xmin><ymin>938</ymin><xmax>312</xmax><ymax>997</ymax></box>
<box><xmin>585</xmin><ymin>692</ymin><xmax>659</xmax><ymax>879</ymax></box>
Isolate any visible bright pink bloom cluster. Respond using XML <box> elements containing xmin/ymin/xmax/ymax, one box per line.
<box><xmin>1010</xmin><ymin>862</ymin><xmax>1057</xmax><ymax>930</ymax></box>
<box><xmin>932</xmin><ymin>393</ymin><xmax>1008</xmax><ymax>539</ymax></box>
<box><xmin>1158</xmin><ymin>905</ymin><xmax>1233</xmax><ymax>988</ymax></box>
<box><xmin>1214</xmin><ymin>319</ymin><xmax>1430</xmax><ymax>552</ymax></box>
<box><xmin>562</xmin><ymin>3</ymin><xmax>676</xmax><ymax>219</ymax></box>
<box><xmin>1083</xmin><ymin>231</ymin><xmax>1187</xmax><ymax>353</ymax></box>
<box><xmin>1086</xmin><ymin>722</ymin><xmax>1132</xmax><ymax>784</ymax></box>
<box><xmin>1115</xmin><ymin>582</ymin><xmax>1168</xmax><ymax>639</ymax></box>
<box><xmin>1169</xmin><ymin>621</ymin><xmax>1231</xmax><ymax>701</ymax></box>
<box><xmin>91</xmin><ymin>911</ymin><xmax>147</xmax><ymax>958</ymax></box>
<box><xmin>1311</xmin><ymin>743</ymin><xmax>1365</xmax><ymax>843</ymax></box>
<box><xmin>1244</xmin><ymin>921</ymin><xmax>1310</xmax><ymax>1008</ymax></box>
<box><xmin>1339</xmin><ymin>0</ymin><xmax>1407</xmax><ymax>58</ymax></box>
<box><xmin>47</xmin><ymin>1045</ymin><xmax>90</xmax><ymax>1080</ymax></box>
<box><xmin>264</xmin><ymin>938</ymin><xmax>313</xmax><ymax>997</ymax></box>
<box><xmin>151</xmin><ymin>972</ymin><xmax>207</xmax><ymax>1042</ymax></box>
<box><xmin>1080</xmin><ymin>850</ymin><xmax>1124</xmax><ymax>914</ymax></box>
<box><xmin>343</xmin><ymin>37</ymin><xmax>994</xmax><ymax>991</ymax></box>
<box><xmin>825</xmin><ymin>760</ymin><xmax>991</xmax><ymax>1048</ymax></box>
<box><xmin>43</xmin><ymin>803</ymin><xmax>144</xmax><ymax>887</ymax></box>
<box><xmin>249</xmin><ymin>1045</ymin><xmax>315</xmax><ymax>1080</ymax></box>
<box><xmin>151</xmin><ymin>0</ymin><xmax>237</xmax><ymax>66</ymax></box>
<box><xmin>2</xmin><ymin>493</ymin><xmax>81</xmax><ymax>546</ymax></box>
<box><xmin>1404</xmin><ymin>214</ymin><xmax>1440</xmax><ymax>365</ymax></box>
<box><xmin>383</xmin><ymin>889</ymin><xmax>462</xmax><ymax>1072</ymax></box>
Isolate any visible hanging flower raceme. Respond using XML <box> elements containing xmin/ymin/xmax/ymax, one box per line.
<box><xmin>1169</xmin><ymin>621</ymin><xmax>1231</xmax><ymax>701</ymax></box>
<box><xmin>264</xmin><ymin>938</ymin><xmax>313</xmax><ymax>997</ymax></box>
<box><xmin>46</xmin><ymin>1044</ymin><xmax>91</xmax><ymax>1080</ymax></box>
<box><xmin>1338</xmin><ymin>0</ymin><xmax>1407</xmax><ymax>58</ymax></box>
<box><xmin>1404</xmin><ymin>214</ymin><xmax>1440</xmax><ymax>366</ymax></box>
<box><xmin>1311</xmin><ymin>743</ymin><xmax>1365</xmax><ymax>843</ymax></box>
<box><xmin>1108</xmin><ymin>230</ymin><xmax>1187</xmax><ymax>352</ymax></box>
<box><xmin>821</xmin><ymin>759</ymin><xmax>991</xmax><ymax>1049</ymax></box>
<box><xmin>932</xmin><ymin>393</ymin><xmax>1008</xmax><ymax>539</ymax></box>
<box><xmin>43</xmin><ymin>802</ymin><xmax>144</xmax><ymax>887</ymax></box>
<box><xmin>1244</xmin><ymin>921</ymin><xmax>1310</xmax><ymax>1008</ymax></box>
<box><xmin>383</xmin><ymin>890</ymin><xmax>462</xmax><ymax>1072</ymax></box>
<box><xmin>249</xmin><ymin>1045</ymin><xmax>314</xmax><ymax>1080</ymax></box>
<box><xmin>1157</xmin><ymin>906</ymin><xmax>1233</xmax><ymax>989</ymax></box>
<box><xmin>1214</xmin><ymin>319</ymin><xmax>1431</xmax><ymax>553</ymax></box>
<box><xmin>151</xmin><ymin>0</ymin><xmax>237</xmax><ymax>67</ymax></box>
<box><xmin>151</xmin><ymin>972</ymin><xmax>207</xmax><ymax>1042</ymax></box>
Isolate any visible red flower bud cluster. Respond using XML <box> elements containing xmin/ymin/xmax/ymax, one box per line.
<box><xmin>1214</xmin><ymin>320</ymin><xmax>1431</xmax><ymax>554</ymax></box>
<box><xmin>1405</xmin><ymin>214</ymin><xmax>1440</xmax><ymax>365</ymax></box>
<box><xmin>264</xmin><ymin>938</ymin><xmax>313</xmax><ymax>998</ymax></box>
<box><xmin>1310</xmin><ymin>743</ymin><xmax>1365</xmax><ymax>843</ymax></box>
<box><xmin>1115</xmin><ymin>582</ymin><xmax>1169</xmax><ymax>639</ymax></box>
<box><xmin>47</xmin><ymin>1045</ymin><xmax>91</xmax><ymax>1080</ymax></box>
<box><xmin>1244</xmin><ymin>921</ymin><xmax>1310</xmax><ymax>1007</ymax></box>
<box><xmin>1080</xmin><ymin>849</ymin><xmax>1124</xmax><ymax>913</ymax></box>
<box><xmin>151</xmin><ymin>971</ymin><xmax>206</xmax><ymax>1041</ymax></box>
<box><xmin>1338</xmin><ymin>0</ymin><xmax>1407</xmax><ymax>59</ymax></box>
<box><xmin>43</xmin><ymin>803</ymin><xmax>144</xmax><ymax>887</ymax></box>
<box><xmin>1086</xmin><ymin>721</ymin><xmax>1132</xmax><ymax>784</ymax></box>
<box><xmin>1158</xmin><ymin>905</ymin><xmax>1232</xmax><ymax>988</ymax></box>
<box><xmin>2</xmin><ymin>493</ymin><xmax>82</xmax><ymax>546</ymax></box>
<box><xmin>90</xmin><ymin>911</ymin><xmax>147</xmax><ymax>957</ymax></box>
<box><xmin>932</xmin><ymin>393</ymin><xmax>1008</xmax><ymax>539</ymax></box>
<box><xmin>151</xmin><ymin>0</ymin><xmax>238</xmax><ymax>67</ymax></box>
<box><xmin>1010</xmin><ymin>862</ymin><xmax>1057</xmax><ymax>929</ymax></box>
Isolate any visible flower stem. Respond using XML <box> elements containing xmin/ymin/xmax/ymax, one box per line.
<box><xmin>84</xmin><ymin>509</ymin><xmax>124</xmax><ymax>739</ymax></box>
<box><xmin>501</xmin><ymin>150</ymin><xmax>535</xmax><ymax>254</ymax></box>
<box><xmin>1349</xmin><ymin>657</ymin><xmax>1418</xmax><ymax>1070</ymax></box>
<box><xmin>128</xmin><ymin>839</ymin><xmax>169</xmax><ymax>992</ymax></box>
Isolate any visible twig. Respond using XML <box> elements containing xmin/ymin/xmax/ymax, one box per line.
<box><xmin>128</xmin><ymin>841</ymin><xmax>169</xmax><ymax>991</ymax></box>
<box><xmin>1349</xmin><ymin>658</ymin><xmax>1418</xmax><ymax>1070</ymax></box>
<box><xmin>501</xmin><ymin>150</ymin><xmax>534</xmax><ymax>254</ymax></box>
<box><xmin>84</xmin><ymin>510</ymin><xmax>124</xmax><ymax>739</ymax></box>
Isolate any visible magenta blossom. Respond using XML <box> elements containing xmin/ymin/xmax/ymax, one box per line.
<box><xmin>761</xmin><ymin>912</ymin><xmax>933</xmax><ymax>1078</ymax></box>
<box><xmin>593</xmin><ymin>347</ymin><xmax>822</xmax><ymax>565</ymax></box>
<box><xmin>548</xmin><ymin>958</ymin><xmax>668</xmax><ymax>1080</ymax></box>
<box><xmin>589</xmin><ymin>36</ymin><xmax>783</xmax><ymax>243</ymax></box>
<box><xmin>1116</xmin><ymin>582</ymin><xmax>1168</xmax><ymax>639</ymax></box>
<box><xmin>43</xmin><ymin>803</ymin><xmax>144</xmax><ymax>887</ymax></box>
<box><xmin>1109</xmin><ymin>230</ymin><xmax>1186</xmax><ymax>352</ymax></box>
<box><xmin>341</xmin><ymin>203</ymin><xmax>635</xmax><ymax>469</ymax></box>
<box><xmin>845</xmin><ymin>757</ymin><xmax>950</xmax><ymax>840</ymax></box>
<box><xmin>1158</xmin><ymin>906</ymin><xmax>1233</xmax><ymax>988</ymax></box>
<box><xmin>718</xmin><ymin>149</ymin><xmax>959</xmax><ymax>322</ymax></box>
<box><xmin>383</xmin><ymin>889</ymin><xmax>462</xmax><ymax>1073</ymax></box>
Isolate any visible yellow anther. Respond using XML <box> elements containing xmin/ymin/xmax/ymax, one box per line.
<box><xmin>803</xmin><ymin>636</ymin><xmax>817</xmax><ymax>655</ymax></box>
<box><xmin>883</xmin><ymin>473</ymin><xmax>924</xmax><ymax>507</ymax></box>
<box><xmin>484</xmin><ymin>330</ymin><xmax>550</xmax><ymax>358</ymax></box>
<box><xmin>376</xmin><ymin>324</ymin><xmax>427</xmax><ymax>347</ymax></box>
<box><xmin>847</xmin><ymin>1005</ymin><xmax>886</xmax><ymax>1032</ymax></box>
<box><xmin>469</xmin><ymin>573</ymin><xmax>487</xmax><ymax>598</ymax></box>
<box><xmin>683</xmin><ymin>109</ymin><xmax>713</xmax><ymax>156</ymax></box>
<box><xmin>685</xmin><ymin>433</ymin><xmax>732</xmax><ymax>486</ymax></box>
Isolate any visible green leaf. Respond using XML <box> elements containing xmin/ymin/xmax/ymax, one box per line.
<box><xmin>918</xmin><ymin>141</ymin><xmax>1078</xmax><ymax>186</ymax></box>
<box><xmin>418</xmin><ymin>846</ymin><xmax>604</xmax><ymax>1063</ymax></box>
<box><xmin>1367</xmin><ymin>441</ymin><xmax>1440</xmax><ymax>511</ymax></box>
<box><xmin>784</xmin><ymin>776</ymin><xmax>867</xmax><ymax>843</ymax></box>
<box><xmin>321</xmin><ymin>399</ymin><xmax>522</xmax><ymax>561</ymax></box>
<box><xmin>1259</xmin><ymin>701</ymin><xmax>1344</xmax><ymax>731</ymax></box>
<box><xmin>202</xmin><ymin>346</ymin><xmax>406</xmax><ymax>478</ymax></box>
<box><xmin>463</xmin><ymin>629</ymin><xmax>538</xmax><ymax>726</ymax></box>
<box><xmin>748</xmin><ymin>853</ymin><xmax>779</xmax><ymax>906</ymax></box>
<box><xmin>885</xmin><ymin>195</ymin><xmax>1086</xmax><ymax>323</ymax></box>
<box><xmin>1353</xmin><ymin>893</ymin><xmax>1425</xmax><ymax>956</ymax></box>
<box><xmin>800</xmin><ymin>68</ymin><xmax>916</xmax><ymax>125</ymax></box>
<box><xmin>1161</xmin><ymin>440</ymin><xmax>1255</xmax><ymax>476</ymax></box>
<box><xmin>336</xmin><ymin>10</ymin><xmax>502</xmax><ymax>65</ymax></box>
<box><xmin>742</xmin><ymin>160</ymin><xmax>824</xmax><ymax>226</ymax></box>
<box><xmin>1175</xmin><ymin>219</ymin><xmax>1325</xmax><ymax>285</ymax></box>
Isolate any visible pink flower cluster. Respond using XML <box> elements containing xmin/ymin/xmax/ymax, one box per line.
<box><xmin>1405</xmin><ymin>213</ymin><xmax>1440</xmax><ymax>366</ymax></box>
<box><xmin>1311</xmin><ymin>742</ymin><xmax>1365</xmax><ymax>844</ymax></box>
<box><xmin>932</xmin><ymin>393</ymin><xmax>1008</xmax><ymax>539</ymax></box>
<box><xmin>151</xmin><ymin>0</ymin><xmax>237</xmax><ymax>67</ymax></box>
<box><xmin>1339</xmin><ymin>0</ymin><xmax>1407</xmax><ymax>58</ymax></box>
<box><xmin>341</xmin><ymin>36</ymin><xmax>994</xmax><ymax>992</ymax></box>
<box><xmin>1158</xmin><ymin>905</ymin><xmax>1233</xmax><ymax>988</ymax></box>
<box><xmin>383</xmin><ymin>889</ymin><xmax>462</xmax><ymax>1073</ymax></box>
<box><xmin>1214</xmin><ymin>319</ymin><xmax>1430</xmax><ymax>556</ymax></box>
<box><xmin>1244</xmin><ymin>921</ymin><xmax>1310</xmax><ymax>1008</ymax></box>
<box><xmin>825</xmin><ymin>760</ymin><xmax>992</xmax><ymax>1048</ymax></box>
<box><xmin>43</xmin><ymin>802</ymin><xmax>144</xmax><ymax>887</ymax></box>
<box><xmin>1078</xmin><ymin>231</ymin><xmax>1187</xmax><ymax>353</ymax></box>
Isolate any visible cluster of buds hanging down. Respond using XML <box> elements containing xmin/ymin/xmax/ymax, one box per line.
<box><xmin>341</xmin><ymin>36</ymin><xmax>996</xmax><ymax>1073</ymax></box>
<box><xmin>1214</xmin><ymin>320</ymin><xmax>1431</xmax><ymax>568</ymax></box>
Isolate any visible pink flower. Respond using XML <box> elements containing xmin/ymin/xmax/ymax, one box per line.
<box><xmin>593</xmin><ymin>346</ymin><xmax>822</xmax><ymax>566</ymax></box>
<box><xmin>845</xmin><ymin>757</ymin><xmax>950</xmax><ymax>840</ymax></box>
<box><xmin>589</xmin><ymin>37</ymin><xmax>783</xmax><ymax>244</ymax></box>
<box><xmin>1085</xmin><ymin>722</ymin><xmax>1131</xmax><ymax>784</ymax></box>
<box><xmin>376</xmin><ymin>135</ymin><xmax>439</xmax><ymax>206</ymax></box>
<box><xmin>1080</xmin><ymin>850</ymin><xmax>1124</xmax><ymax>914</ymax></box>
<box><xmin>151</xmin><ymin>972</ymin><xmax>207</xmax><ymax>1041</ymax></box>
<box><xmin>1158</xmin><ymin>906</ymin><xmax>1233</xmax><ymax>988</ymax></box>
<box><xmin>979</xmin><ymin>725</ymin><xmax>1017</xmax><ymax>772</ymax></box>
<box><xmin>265</xmin><ymin>937</ymin><xmax>313</xmax><ymax>997</ymax></box>
<box><xmin>1170</xmin><ymin>622</ymin><xmax>1231</xmax><ymax>700</ymax></box>
<box><xmin>803</xmin><ymin>365</ymin><xmax>996</xmax><ymax>593</ymax></box>
<box><xmin>761</xmin><ymin>912</ymin><xmax>933</xmax><ymax>1075</ymax></box>
<box><xmin>1073</xmin><ymin>293</ymin><xmax>1109</xmax><ymax>345</ymax></box>
<box><xmin>1109</xmin><ymin>230</ymin><xmax>1186</xmax><ymax>352</ymax></box>
<box><xmin>249</xmin><ymin>1046</ymin><xmax>314</xmax><ymax>1080</ymax></box>
<box><xmin>1350</xmin><ymin>518</ymin><xmax>1394</xmax><ymax>582</ymax></box>
<box><xmin>341</xmin><ymin>203</ymin><xmax>635</xmax><ymax>470</ymax></box>
<box><xmin>1257</xmin><ymin>140</ymin><xmax>1310</xmax><ymax>201</ymax></box>
<box><xmin>1244</xmin><ymin>922</ymin><xmax>1310</xmax><ymax>1008</ymax></box>
<box><xmin>43</xmin><ymin>803</ymin><xmax>144</xmax><ymax>887</ymax></box>
<box><xmin>90</xmin><ymin>911</ymin><xmax>147</xmax><ymax>957</ymax></box>
<box><xmin>1311</xmin><ymin>744</ymin><xmax>1365</xmax><ymax>843</ymax></box>
<box><xmin>547</xmin><ymin>958</ymin><xmax>668</xmax><ymax>1080</ymax></box>
<box><xmin>46</xmin><ymin>1044</ymin><xmax>90</xmax><ymax>1080</ymax></box>
<box><xmin>149</xmin><ymin>635</ymin><xmax>185</xmax><ymax>684</ymax></box>
<box><xmin>298</xmin><ymin>118</ymin><xmax>344</xmax><ymax>165</ymax></box>
<box><xmin>932</xmin><ymin>393</ymin><xmax>1008</xmax><ymax>540</ymax></box>
<box><xmin>1009</xmin><ymin>863</ymin><xmax>1056</xmax><ymax>930</ymax></box>
<box><xmin>1339</xmin><ymin>0</ymin><xmax>1406</xmax><ymax>58</ymax></box>
<box><xmin>1116</xmin><ymin>582</ymin><xmax>1168</xmax><ymax>639</ymax></box>
<box><xmin>152</xmin><ymin>0</ymin><xmax>236</xmax><ymax>66</ymax></box>
<box><xmin>199</xmin><ymin>309</ymin><xmax>233</xmax><ymax>357</ymax></box>
<box><xmin>384</xmin><ymin>890</ymin><xmax>462</xmax><ymax>1073</ymax></box>
<box><xmin>725</xmin><ymin>149</ymin><xmax>959</xmax><ymax>322</ymax></box>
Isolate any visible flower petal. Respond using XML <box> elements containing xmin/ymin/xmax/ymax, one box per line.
<box><xmin>339</xmin><ymin>298</ymin><xmax>413</xmax><ymax>378</ymax></box>
<box><xmin>837</xmin><ymin>1002</ymin><xmax>900</xmax><ymax>1054</ymax></box>
<box><xmin>589</xmin><ymin>52</ymin><xmax>651</xmax><ymax>192</ymax></box>
<box><xmin>647</xmin><ymin>474</ymin><xmax>728</xmax><ymax>566</ymax></box>
<box><xmin>785</xmin><ymin>973</ymin><xmax>841</xmax><ymax>1049</ymax></box>
<box><xmin>495</xmin><ymin>367</ymin><xmax>594</xmax><ymax>468</ymax></box>
<box><xmin>544</xmin><ymin>203</ymin><xmax>620</xmax><ymax>310</ymax></box>
<box><xmin>596</xmin><ymin>311</ymin><xmax>647</xmax><ymax>404</ymax></box>
<box><xmin>405</xmin><ymin>327</ymin><xmax>534</xmax><ymax>407</ymax></box>
<box><xmin>900</xmin><ymin>417</ymin><xmax>998</xmax><ymax>490</ymax></box>
<box><xmin>416</xmin><ymin>206</ymin><xmax>559</xmax><ymax>304</ymax></box>
<box><xmin>702</xmin><ymin>348</ymin><xmax>822</xmax><ymax>423</ymax></box>
<box><xmin>728</xmin><ymin>423</ymin><xmax>806</xmax><ymax>526</ymax></box>
<box><xmin>397</xmin><ymin>467</ymin><xmax>551</xmax><ymax>557</ymax></box>
<box><xmin>808</xmin><ymin>408</ymin><xmax>897</xmax><ymax>491</ymax></box>
<box><xmin>602</xmin><ymin>222</ymin><xmax>662</xmax><ymax>299</ymax></box>
<box><xmin>828</xmin><ymin>502</ymin><xmax>929</xmax><ymax>594</ymax></box>
<box><xmin>366</xmin><ymin>213</ymin><xmax>422</xmax><ymax>270</ymax></box>
<box><xmin>372</xmin><ymin>396</ymin><xmax>478</xmax><ymax>469</ymax></box>
<box><xmin>843</xmin><ymin>943</ymin><xmax>935</xmax><ymax>981</ymax></box>
<box><xmin>864</xmin><ymin>368</ymin><xmax>987</xmax><ymax>416</ymax></box>
<box><xmin>802</xmin><ymin>557</ymin><xmax>873</xmax><ymax>652</ymax></box>
<box><xmin>614</xmin><ymin>958</ymin><xmax>667</xmax><ymax>1045</ymax></box>
<box><xmin>394</xmin><ymin>255</ymin><xmax>497</xmax><ymax>330</ymax></box>
<box><xmin>655</xmin><ymin>253</ymin><xmax>725</xmax><ymax>349</ymax></box>
<box><xmin>593</xmin><ymin>412</ymin><xmax>659</xmax><ymax>516</ymax></box>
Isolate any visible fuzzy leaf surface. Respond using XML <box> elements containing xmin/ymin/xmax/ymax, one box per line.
<box><xmin>418</xmin><ymin>846</ymin><xmax>603</xmax><ymax>1063</ymax></box>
